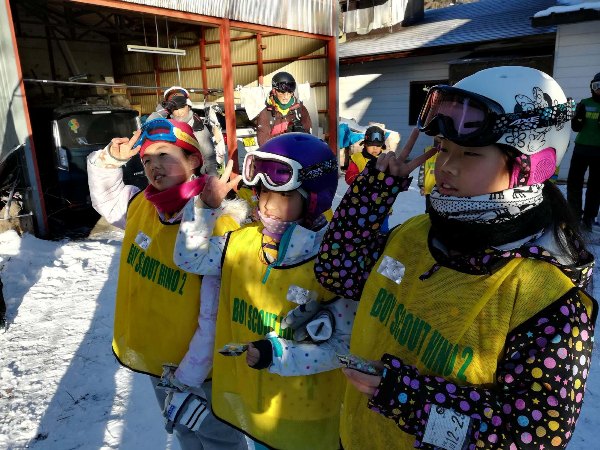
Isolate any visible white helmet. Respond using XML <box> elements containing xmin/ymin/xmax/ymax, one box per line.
<box><xmin>454</xmin><ymin>66</ymin><xmax>573</xmax><ymax>165</ymax></box>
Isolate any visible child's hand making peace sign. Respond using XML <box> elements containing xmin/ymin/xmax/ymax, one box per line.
<box><xmin>198</xmin><ymin>159</ymin><xmax>242</xmax><ymax>209</ymax></box>
<box><xmin>108</xmin><ymin>129</ymin><xmax>143</xmax><ymax>161</ymax></box>
<box><xmin>375</xmin><ymin>128</ymin><xmax>437</xmax><ymax>178</ymax></box>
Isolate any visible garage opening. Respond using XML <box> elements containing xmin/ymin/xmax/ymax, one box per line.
<box><xmin>7</xmin><ymin>0</ymin><xmax>336</xmax><ymax>237</ymax></box>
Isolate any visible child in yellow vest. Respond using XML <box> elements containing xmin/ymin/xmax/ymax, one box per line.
<box><xmin>315</xmin><ymin>67</ymin><xmax>596</xmax><ymax>450</ymax></box>
<box><xmin>87</xmin><ymin>118</ymin><xmax>248</xmax><ymax>450</ymax></box>
<box><xmin>174</xmin><ymin>133</ymin><xmax>357</xmax><ymax>450</ymax></box>
<box><xmin>345</xmin><ymin>125</ymin><xmax>386</xmax><ymax>185</ymax></box>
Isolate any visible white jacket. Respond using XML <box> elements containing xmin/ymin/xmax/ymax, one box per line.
<box><xmin>87</xmin><ymin>148</ymin><xmax>248</xmax><ymax>386</ymax></box>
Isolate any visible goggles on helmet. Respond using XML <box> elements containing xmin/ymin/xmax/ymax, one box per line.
<box><xmin>366</xmin><ymin>131</ymin><xmax>384</xmax><ymax>143</ymax></box>
<box><xmin>134</xmin><ymin>118</ymin><xmax>177</xmax><ymax>148</ymax></box>
<box><xmin>592</xmin><ymin>81</ymin><xmax>600</xmax><ymax>91</ymax></box>
<box><xmin>161</xmin><ymin>95</ymin><xmax>188</xmax><ymax>111</ymax></box>
<box><xmin>417</xmin><ymin>85</ymin><xmax>576</xmax><ymax>147</ymax></box>
<box><xmin>273</xmin><ymin>81</ymin><xmax>296</xmax><ymax>94</ymax></box>
<box><xmin>242</xmin><ymin>150</ymin><xmax>337</xmax><ymax>192</ymax></box>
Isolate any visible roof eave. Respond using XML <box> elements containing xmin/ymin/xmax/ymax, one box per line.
<box><xmin>339</xmin><ymin>32</ymin><xmax>556</xmax><ymax>64</ymax></box>
<box><xmin>532</xmin><ymin>9</ymin><xmax>600</xmax><ymax>27</ymax></box>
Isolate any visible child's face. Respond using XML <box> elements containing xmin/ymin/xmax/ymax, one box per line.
<box><xmin>274</xmin><ymin>90</ymin><xmax>293</xmax><ymax>104</ymax></box>
<box><xmin>365</xmin><ymin>144</ymin><xmax>383</xmax><ymax>157</ymax></box>
<box><xmin>434</xmin><ymin>139</ymin><xmax>510</xmax><ymax>197</ymax></box>
<box><xmin>141</xmin><ymin>142</ymin><xmax>200</xmax><ymax>191</ymax></box>
<box><xmin>171</xmin><ymin>104</ymin><xmax>191</xmax><ymax>120</ymax></box>
<box><xmin>258</xmin><ymin>188</ymin><xmax>304</xmax><ymax>222</ymax></box>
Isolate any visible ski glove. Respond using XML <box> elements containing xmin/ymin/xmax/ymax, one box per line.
<box><xmin>163</xmin><ymin>389</ymin><xmax>209</xmax><ymax>434</ymax></box>
<box><xmin>158</xmin><ymin>364</ymin><xmax>188</xmax><ymax>392</ymax></box>
<box><xmin>281</xmin><ymin>299</ymin><xmax>334</xmax><ymax>342</ymax></box>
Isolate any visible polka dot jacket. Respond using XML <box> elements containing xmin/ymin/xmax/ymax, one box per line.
<box><xmin>315</xmin><ymin>163</ymin><xmax>598</xmax><ymax>449</ymax></box>
<box><xmin>370</xmin><ymin>288</ymin><xmax>597</xmax><ymax>449</ymax></box>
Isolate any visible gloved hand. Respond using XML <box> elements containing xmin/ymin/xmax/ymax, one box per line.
<box><xmin>574</xmin><ymin>102</ymin><xmax>586</xmax><ymax>122</ymax></box>
<box><xmin>158</xmin><ymin>364</ymin><xmax>188</xmax><ymax>392</ymax></box>
<box><xmin>281</xmin><ymin>299</ymin><xmax>334</xmax><ymax>342</ymax></box>
<box><xmin>281</xmin><ymin>299</ymin><xmax>321</xmax><ymax>341</ymax></box>
<box><xmin>163</xmin><ymin>389</ymin><xmax>209</xmax><ymax>434</ymax></box>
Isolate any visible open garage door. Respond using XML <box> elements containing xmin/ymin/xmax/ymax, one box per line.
<box><xmin>0</xmin><ymin>0</ymin><xmax>47</xmax><ymax>236</ymax></box>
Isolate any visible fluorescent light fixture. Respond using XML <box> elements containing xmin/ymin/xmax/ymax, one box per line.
<box><xmin>127</xmin><ymin>44</ymin><xmax>186</xmax><ymax>56</ymax></box>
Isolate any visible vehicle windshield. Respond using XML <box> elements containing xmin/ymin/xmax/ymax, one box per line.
<box><xmin>57</xmin><ymin>112</ymin><xmax>138</xmax><ymax>148</ymax></box>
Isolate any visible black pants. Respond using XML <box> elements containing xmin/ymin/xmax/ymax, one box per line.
<box><xmin>567</xmin><ymin>150</ymin><xmax>600</xmax><ymax>222</ymax></box>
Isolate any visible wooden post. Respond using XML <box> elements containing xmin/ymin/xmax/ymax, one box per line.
<box><xmin>219</xmin><ymin>19</ymin><xmax>238</xmax><ymax>172</ymax></box>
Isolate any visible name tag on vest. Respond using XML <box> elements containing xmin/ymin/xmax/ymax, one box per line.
<box><xmin>135</xmin><ymin>231</ymin><xmax>152</xmax><ymax>250</ymax></box>
<box><xmin>377</xmin><ymin>255</ymin><xmax>405</xmax><ymax>284</ymax></box>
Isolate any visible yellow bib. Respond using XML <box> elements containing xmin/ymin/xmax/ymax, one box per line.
<box><xmin>212</xmin><ymin>224</ymin><xmax>344</xmax><ymax>450</ymax></box>
<box><xmin>113</xmin><ymin>194</ymin><xmax>237</xmax><ymax>376</ymax></box>
<box><xmin>341</xmin><ymin>215</ymin><xmax>578</xmax><ymax>450</ymax></box>
<box><xmin>350</xmin><ymin>151</ymin><xmax>369</xmax><ymax>173</ymax></box>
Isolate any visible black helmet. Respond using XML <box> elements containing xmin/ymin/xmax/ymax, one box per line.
<box><xmin>364</xmin><ymin>125</ymin><xmax>386</xmax><ymax>149</ymax></box>
<box><xmin>272</xmin><ymin>72</ymin><xmax>297</xmax><ymax>93</ymax></box>
<box><xmin>592</xmin><ymin>72</ymin><xmax>600</xmax><ymax>90</ymax></box>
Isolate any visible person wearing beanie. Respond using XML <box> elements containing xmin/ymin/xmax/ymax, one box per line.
<box><xmin>567</xmin><ymin>72</ymin><xmax>600</xmax><ymax>230</ymax></box>
<box><xmin>345</xmin><ymin>125</ymin><xmax>387</xmax><ymax>185</ymax></box>
<box><xmin>86</xmin><ymin>118</ymin><xmax>249</xmax><ymax>450</ymax></box>
<box><xmin>173</xmin><ymin>133</ymin><xmax>356</xmax><ymax>450</ymax></box>
<box><xmin>149</xmin><ymin>86</ymin><xmax>220</xmax><ymax>176</ymax></box>
<box><xmin>316</xmin><ymin>67</ymin><xmax>596</xmax><ymax>450</ymax></box>
<box><xmin>256</xmin><ymin>72</ymin><xmax>312</xmax><ymax>146</ymax></box>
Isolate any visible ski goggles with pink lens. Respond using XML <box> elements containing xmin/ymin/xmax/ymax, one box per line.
<box><xmin>417</xmin><ymin>85</ymin><xmax>576</xmax><ymax>147</ymax></box>
<box><xmin>242</xmin><ymin>150</ymin><xmax>337</xmax><ymax>192</ymax></box>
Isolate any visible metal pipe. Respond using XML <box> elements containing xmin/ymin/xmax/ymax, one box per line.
<box><xmin>22</xmin><ymin>78</ymin><xmax>222</xmax><ymax>93</ymax></box>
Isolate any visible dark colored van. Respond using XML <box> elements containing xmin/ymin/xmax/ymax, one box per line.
<box><xmin>51</xmin><ymin>105</ymin><xmax>147</xmax><ymax>209</ymax></box>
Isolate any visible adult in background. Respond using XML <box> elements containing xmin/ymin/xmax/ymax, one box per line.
<box><xmin>567</xmin><ymin>72</ymin><xmax>600</xmax><ymax>230</ymax></box>
<box><xmin>256</xmin><ymin>72</ymin><xmax>312</xmax><ymax>146</ymax></box>
<box><xmin>149</xmin><ymin>86</ymin><xmax>220</xmax><ymax>176</ymax></box>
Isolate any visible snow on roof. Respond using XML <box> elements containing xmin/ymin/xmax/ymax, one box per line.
<box><xmin>339</xmin><ymin>0</ymin><xmax>557</xmax><ymax>60</ymax></box>
<box><xmin>534</xmin><ymin>1</ymin><xmax>600</xmax><ymax>18</ymax></box>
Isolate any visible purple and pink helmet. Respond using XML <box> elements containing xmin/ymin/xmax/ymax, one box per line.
<box><xmin>242</xmin><ymin>132</ymin><xmax>338</xmax><ymax>219</ymax></box>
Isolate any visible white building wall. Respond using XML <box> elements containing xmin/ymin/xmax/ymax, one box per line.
<box><xmin>339</xmin><ymin>51</ymin><xmax>468</xmax><ymax>157</ymax></box>
<box><xmin>551</xmin><ymin>21</ymin><xmax>600</xmax><ymax>179</ymax></box>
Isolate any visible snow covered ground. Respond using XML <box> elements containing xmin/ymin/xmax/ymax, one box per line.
<box><xmin>1</xmin><ymin>176</ymin><xmax>600</xmax><ymax>449</ymax></box>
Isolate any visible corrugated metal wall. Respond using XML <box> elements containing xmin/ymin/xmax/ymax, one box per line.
<box><xmin>119</xmin><ymin>0</ymin><xmax>335</xmax><ymax>36</ymax></box>
<box><xmin>119</xmin><ymin>26</ymin><xmax>330</xmax><ymax>126</ymax></box>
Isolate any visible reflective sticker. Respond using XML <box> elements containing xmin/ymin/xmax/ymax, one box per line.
<box><xmin>377</xmin><ymin>255</ymin><xmax>405</xmax><ymax>284</ymax></box>
<box><xmin>286</xmin><ymin>285</ymin><xmax>318</xmax><ymax>304</ymax></box>
<box><xmin>423</xmin><ymin>405</ymin><xmax>471</xmax><ymax>450</ymax></box>
<box><xmin>135</xmin><ymin>231</ymin><xmax>151</xmax><ymax>250</ymax></box>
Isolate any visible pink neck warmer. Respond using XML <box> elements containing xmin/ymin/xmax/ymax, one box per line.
<box><xmin>144</xmin><ymin>176</ymin><xmax>206</xmax><ymax>216</ymax></box>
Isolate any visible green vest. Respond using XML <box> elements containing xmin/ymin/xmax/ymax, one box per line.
<box><xmin>575</xmin><ymin>98</ymin><xmax>600</xmax><ymax>147</ymax></box>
